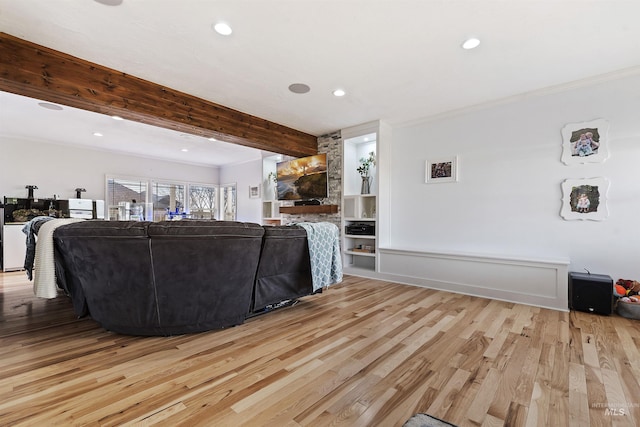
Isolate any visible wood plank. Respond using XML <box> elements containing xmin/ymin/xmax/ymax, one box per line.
<box><xmin>279</xmin><ymin>205</ymin><xmax>339</xmax><ymax>214</ymax></box>
<box><xmin>568</xmin><ymin>362</ymin><xmax>591</xmax><ymax>427</ymax></box>
<box><xmin>0</xmin><ymin>32</ymin><xmax>317</xmax><ymax>158</ymax></box>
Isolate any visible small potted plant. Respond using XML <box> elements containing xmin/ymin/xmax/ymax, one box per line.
<box><xmin>357</xmin><ymin>151</ymin><xmax>376</xmax><ymax>194</ymax></box>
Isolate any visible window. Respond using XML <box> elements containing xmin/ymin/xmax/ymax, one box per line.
<box><xmin>151</xmin><ymin>181</ymin><xmax>186</xmax><ymax>221</ymax></box>
<box><xmin>189</xmin><ymin>184</ymin><xmax>217</xmax><ymax>219</ymax></box>
<box><xmin>221</xmin><ymin>184</ymin><xmax>237</xmax><ymax>221</ymax></box>
<box><xmin>106</xmin><ymin>177</ymin><xmax>148</xmax><ymax>220</ymax></box>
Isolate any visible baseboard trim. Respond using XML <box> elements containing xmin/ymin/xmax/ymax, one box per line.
<box><xmin>368</xmin><ymin>248</ymin><xmax>569</xmax><ymax>311</ymax></box>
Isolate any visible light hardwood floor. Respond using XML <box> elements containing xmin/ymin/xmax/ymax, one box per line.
<box><xmin>1</xmin><ymin>271</ymin><xmax>640</xmax><ymax>426</ymax></box>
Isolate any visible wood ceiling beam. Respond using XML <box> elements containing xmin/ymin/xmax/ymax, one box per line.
<box><xmin>0</xmin><ymin>32</ymin><xmax>318</xmax><ymax>158</ymax></box>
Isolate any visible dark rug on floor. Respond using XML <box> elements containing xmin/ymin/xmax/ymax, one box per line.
<box><xmin>402</xmin><ymin>413</ymin><xmax>457</xmax><ymax>427</ymax></box>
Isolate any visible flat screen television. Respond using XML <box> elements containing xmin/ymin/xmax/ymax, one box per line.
<box><xmin>276</xmin><ymin>153</ymin><xmax>328</xmax><ymax>200</ymax></box>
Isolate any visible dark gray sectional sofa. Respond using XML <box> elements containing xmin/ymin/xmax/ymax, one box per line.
<box><xmin>53</xmin><ymin>220</ymin><xmax>316</xmax><ymax>336</ymax></box>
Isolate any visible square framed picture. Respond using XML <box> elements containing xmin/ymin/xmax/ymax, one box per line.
<box><xmin>426</xmin><ymin>156</ymin><xmax>458</xmax><ymax>184</ymax></box>
<box><xmin>561</xmin><ymin>118</ymin><xmax>609</xmax><ymax>165</ymax></box>
<box><xmin>249</xmin><ymin>185</ymin><xmax>261</xmax><ymax>199</ymax></box>
<box><xmin>560</xmin><ymin>177</ymin><xmax>609</xmax><ymax>221</ymax></box>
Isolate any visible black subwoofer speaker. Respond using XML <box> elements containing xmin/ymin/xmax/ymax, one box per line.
<box><xmin>569</xmin><ymin>272</ymin><xmax>613</xmax><ymax>315</ymax></box>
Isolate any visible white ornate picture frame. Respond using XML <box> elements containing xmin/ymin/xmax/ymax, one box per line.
<box><xmin>425</xmin><ymin>156</ymin><xmax>458</xmax><ymax>184</ymax></box>
<box><xmin>560</xmin><ymin>177</ymin><xmax>609</xmax><ymax>221</ymax></box>
<box><xmin>561</xmin><ymin>118</ymin><xmax>609</xmax><ymax>165</ymax></box>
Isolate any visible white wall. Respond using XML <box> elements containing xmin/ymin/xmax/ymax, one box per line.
<box><xmin>386</xmin><ymin>72</ymin><xmax>640</xmax><ymax>280</ymax></box>
<box><xmin>0</xmin><ymin>137</ymin><xmax>219</xmax><ymax>202</ymax></box>
<box><xmin>220</xmin><ymin>158</ymin><xmax>263</xmax><ymax>224</ymax></box>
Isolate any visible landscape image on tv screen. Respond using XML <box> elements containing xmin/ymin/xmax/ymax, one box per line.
<box><xmin>276</xmin><ymin>153</ymin><xmax>328</xmax><ymax>200</ymax></box>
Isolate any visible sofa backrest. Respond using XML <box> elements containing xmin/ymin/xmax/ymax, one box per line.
<box><xmin>54</xmin><ymin>220</ymin><xmax>266</xmax><ymax>335</ymax></box>
<box><xmin>253</xmin><ymin>225</ymin><xmax>313</xmax><ymax>311</ymax></box>
<box><xmin>147</xmin><ymin>221</ymin><xmax>265</xmax><ymax>334</ymax></box>
<box><xmin>53</xmin><ymin>220</ymin><xmax>156</xmax><ymax>330</ymax></box>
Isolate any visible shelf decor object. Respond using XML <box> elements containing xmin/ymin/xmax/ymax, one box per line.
<box><xmin>425</xmin><ymin>156</ymin><xmax>458</xmax><ymax>184</ymax></box>
<box><xmin>267</xmin><ymin>171</ymin><xmax>278</xmax><ymax>200</ymax></box>
<box><xmin>561</xmin><ymin>118</ymin><xmax>609</xmax><ymax>165</ymax></box>
<box><xmin>560</xmin><ymin>177</ymin><xmax>609</xmax><ymax>221</ymax></box>
<box><xmin>360</xmin><ymin>176</ymin><xmax>370</xmax><ymax>195</ymax></box>
<box><xmin>357</xmin><ymin>151</ymin><xmax>376</xmax><ymax>194</ymax></box>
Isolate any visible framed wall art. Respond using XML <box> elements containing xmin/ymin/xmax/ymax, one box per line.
<box><xmin>561</xmin><ymin>118</ymin><xmax>609</xmax><ymax>165</ymax></box>
<box><xmin>249</xmin><ymin>185</ymin><xmax>261</xmax><ymax>199</ymax></box>
<box><xmin>425</xmin><ymin>156</ymin><xmax>458</xmax><ymax>184</ymax></box>
<box><xmin>560</xmin><ymin>177</ymin><xmax>609</xmax><ymax>221</ymax></box>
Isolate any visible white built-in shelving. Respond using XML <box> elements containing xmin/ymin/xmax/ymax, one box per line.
<box><xmin>262</xmin><ymin>200</ymin><xmax>282</xmax><ymax>226</ymax></box>
<box><xmin>262</xmin><ymin>154</ymin><xmax>283</xmax><ymax>226</ymax></box>
<box><xmin>343</xmin><ymin>194</ymin><xmax>377</xmax><ymax>271</ymax></box>
<box><xmin>342</xmin><ymin>131</ymin><xmax>378</xmax><ymax>274</ymax></box>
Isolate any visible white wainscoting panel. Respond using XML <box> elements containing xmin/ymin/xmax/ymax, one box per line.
<box><xmin>377</xmin><ymin>248</ymin><xmax>570</xmax><ymax>311</ymax></box>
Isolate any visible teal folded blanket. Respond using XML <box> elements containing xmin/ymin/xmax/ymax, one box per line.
<box><xmin>296</xmin><ymin>222</ymin><xmax>343</xmax><ymax>291</ymax></box>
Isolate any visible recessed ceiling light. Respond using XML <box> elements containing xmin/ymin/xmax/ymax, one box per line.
<box><xmin>213</xmin><ymin>22</ymin><xmax>233</xmax><ymax>36</ymax></box>
<box><xmin>333</xmin><ymin>89</ymin><xmax>346</xmax><ymax>97</ymax></box>
<box><xmin>288</xmin><ymin>83</ymin><xmax>311</xmax><ymax>94</ymax></box>
<box><xmin>93</xmin><ymin>132</ymin><xmax>103</xmax><ymax>137</ymax></box>
<box><xmin>462</xmin><ymin>37</ymin><xmax>481</xmax><ymax>50</ymax></box>
<box><xmin>111</xmin><ymin>115</ymin><xmax>124</xmax><ymax>121</ymax></box>
<box><xmin>181</xmin><ymin>148</ymin><xmax>189</xmax><ymax>152</ymax></box>
<box><xmin>38</xmin><ymin>102</ymin><xmax>63</xmax><ymax>111</ymax></box>
<box><xmin>93</xmin><ymin>0</ymin><xmax>123</xmax><ymax>5</ymax></box>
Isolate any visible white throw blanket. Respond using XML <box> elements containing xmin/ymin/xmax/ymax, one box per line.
<box><xmin>296</xmin><ymin>222</ymin><xmax>343</xmax><ymax>291</ymax></box>
<box><xmin>33</xmin><ymin>218</ymin><xmax>85</xmax><ymax>298</ymax></box>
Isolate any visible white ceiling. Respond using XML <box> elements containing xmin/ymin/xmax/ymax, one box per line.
<box><xmin>1</xmin><ymin>0</ymin><xmax>640</xmax><ymax>166</ymax></box>
<box><xmin>0</xmin><ymin>91</ymin><xmax>266</xmax><ymax>167</ymax></box>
